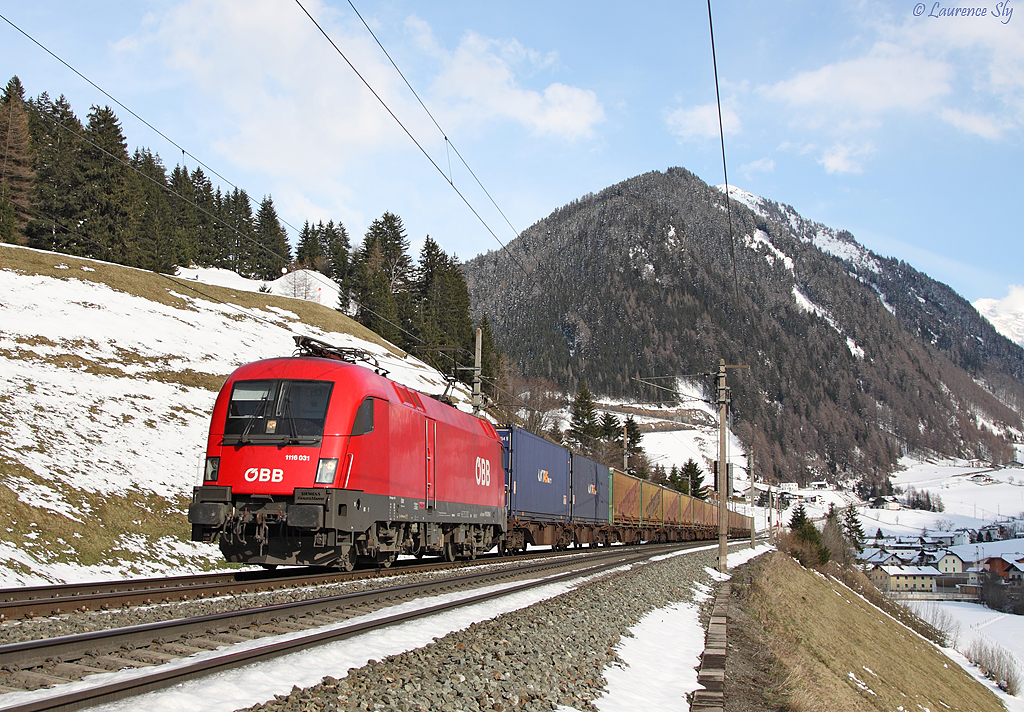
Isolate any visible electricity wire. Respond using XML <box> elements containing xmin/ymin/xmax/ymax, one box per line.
<box><xmin>293</xmin><ymin>0</ymin><xmax>533</xmax><ymax>281</ymax></box>
<box><xmin>0</xmin><ymin>11</ymin><xmax>312</xmax><ymax>239</ymax></box>
<box><xmin>706</xmin><ymin>0</ymin><xmax>742</xmax><ymax>308</ymax></box>
<box><xmin>344</xmin><ymin>0</ymin><xmax>523</xmax><ymax>242</ymax></box>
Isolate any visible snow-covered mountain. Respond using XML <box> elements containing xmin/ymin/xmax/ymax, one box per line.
<box><xmin>464</xmin><ymin>168</ymin><xmax>1024</xmax><ymax>481</ymax></box>
<box><xmin>975</xmin><ymin>286</ymin><xmax>1024</xmax><ymax>349</ymax></box>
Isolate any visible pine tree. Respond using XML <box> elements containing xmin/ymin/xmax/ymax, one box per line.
<box><xmin>364</xmin><ymin>212</ymin><xmax>413</xmax><ymax>293</ymax></box>
<box><xmin>128</xmin><ymin>148</ymin><xmax>174</xmax><ymax>272</ymax></box>
<box><xmin>26</xmin><ymin>93</ymin><xmax>84</xmax><ymax>254</ymax></box>
<box><xmin>843</xmin><ymin>506</ymin><xmax>865</xmax><ymax>553</ymax></box>
<box><xmin>323</xmin><ymin>220</ymin><xmax>350</xmax><ymax>284</ymax></box>
<box><xmin>682</xmin><ymin>459</ymin><xmax>707</xmax><ymax>500</ymax></box>
<box><xmin>296</xmin><ymin>220</ymin><xmax>324</xmax><ymax>270</ymax></box>
<box><xmin>568</xmin><ymin>381</ymin><xmax>601</xmax><ymax>449</ymax></box>
<box><xmin>0</xmin><ymin>76</ymin><xmax>36</xmax><ymax>243</ymax></box>
<box><xmin>223</xmin><ymin>187</ymin><xmax>256</xmax><ymax>275</ymax></box>
<box><xmin>789</xmin><ymin>502</ymin><xmax>809</xmax><ymax>531</ymax></box>
<box><xmin>253</xmin><ymin>195</ymin><xmax>291</xmax><ymax>279</ymax></box>
<box><xmin>479</xmin><ymin>314</ymin><xmax>502</xmax><ymax>398</ymax></box>
<box><xmin>78</xmin><ymin>105</ymin><xmax>132</xmax><ymax>263</ymax></box>
<box><xmin>599</xmin><ymin>411</ymin><xmax>621</xmax><ymax>442</ymax></box>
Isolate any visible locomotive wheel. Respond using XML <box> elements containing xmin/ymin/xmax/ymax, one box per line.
<box><xmin>377</xmin><ymin>552</ymin><xmax>396</xmax><ymax>569</ymax></box>
<box><xmin>468</xmin><ymin>546</ymin><xmax>477</xmax><ymax>561</ymax></box>
<box><xmin>443</xmin><ymin>541</ymin><xmax>456</xmax><ymax>563</ymax></box>
<box><xmin>339</xmin><ymin>549</ymin><xmax>356</xmax><ymax>572</ymax></box>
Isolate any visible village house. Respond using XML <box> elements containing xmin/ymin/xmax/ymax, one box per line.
<box><xmin>870</xmin><ymin>565</ymin><xmax>940</xmax><ymax>593</ymax></box>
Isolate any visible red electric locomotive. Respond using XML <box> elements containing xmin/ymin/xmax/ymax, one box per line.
<box><xmin>188</xmin><ymin>336</ymin><xmax>506</xmax><ymax>570</ymax></box>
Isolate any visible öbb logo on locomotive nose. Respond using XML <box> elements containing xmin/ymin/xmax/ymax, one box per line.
<box><xmin>244</xmin><ymin>468</ymin><xmax>284</xmax><ymax>482</ymax></box>
<box><xmin>474</xmin><ymin>457</ymin><xmax>491</xmax><ymax>486</ymax></box>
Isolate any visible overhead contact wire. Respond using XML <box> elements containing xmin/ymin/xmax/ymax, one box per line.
<box><xmin>294</xmin><ymin>0</ymin><xmax>532</xmax><ymax>281</ymax></box>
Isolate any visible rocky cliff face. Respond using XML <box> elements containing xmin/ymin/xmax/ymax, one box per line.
<box><xmin>464</xmin><ymin>167</ymin><xmax>1024</xmax><ymax>481</ymax></box>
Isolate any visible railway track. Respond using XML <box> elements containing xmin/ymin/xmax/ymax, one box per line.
<box><xmin>0</xmin><ymin>546</ymin><xmax>610</xmax><ymax>621</ymax></box>
<box><xmin>0</xmin><ymin>542</ymin><xmax>701</xmax><ymax>712</ymax></box>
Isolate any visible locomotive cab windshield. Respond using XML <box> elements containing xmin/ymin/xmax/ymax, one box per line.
<box><xmin>223</xmin><ymin>379</ymin><xmax>333</xmax><ymax>445</ymax></box>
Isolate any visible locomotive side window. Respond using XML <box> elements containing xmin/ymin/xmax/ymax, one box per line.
<box><xmin>224</xmin><ymin>379</ymin><xmax>333</xmax><ymax>444</ymax></box>
<box><xmin>351</xmin><ymin>397</ymin><xmax>374</xmax><ymax>436</ymax></box>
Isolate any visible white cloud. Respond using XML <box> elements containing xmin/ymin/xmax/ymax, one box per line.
<box><xmin>425</xmin><ymin>28</ymin><xmax>604</xmax><ymax>141</ymax></box>
<box><xmin>818</xmin><ymin>142</ymin><xmax>875</xmax><ymax>175</ymax></box>
<box><xmin>143</xmin><ymin>0</ymin><xmax>419</xmax><ymax>181</ymax></box>
<box><xmin>741</xmin><ymin>158</ymin><xmax>775</xmax><ymax>178</ymax></box>
<box><xmin>137</xmin><ymin>0</ymin><xmax>603</xmax><ymax>185</ymax></box>
<box><xmin>940</xmin><ymin>108</ymin><xmax>1012</xmax><ymax>139</ymax></box>
<box><xmin>764</xmin><ymin>42</ymin><xmax>952</xmax><ymax>115</ymax></box>
<box><xmin>665</xmin><ymin>102</ymin><xmax>740</xmax><ymax>142</ymax></box>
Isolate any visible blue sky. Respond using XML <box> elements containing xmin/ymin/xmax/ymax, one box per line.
<box><xmin>1</xmin><ymin>0</ymin><xmax>1021</xmax><ymax>303</ymax></box>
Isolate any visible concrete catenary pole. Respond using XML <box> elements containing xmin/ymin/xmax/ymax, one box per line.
<box><xmin>623</xmin><ymin>424</ymin><xmax>628</xmax><ymax>472</ymax></box>
<box><xmin>718</xmin><ymin>359</ymin><xmax>728</xmax><ymax>574</ymax></box>
<box><xmin>749</xmin><ymin>447</ymin><xmax>755</xmax><ymax>547</ymax></box>
<box><xmin>472</xmin><ymin>328</ymin><xmax>482</xmax><ymax>417</ymax></box>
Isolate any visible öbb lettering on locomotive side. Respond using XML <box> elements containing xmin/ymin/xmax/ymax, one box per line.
<box><xmin>188</xmin><ymin>336</ymin><xmax>752</xmax><ymax>570</ymax></box>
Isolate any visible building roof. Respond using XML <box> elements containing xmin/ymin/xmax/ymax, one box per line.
<box><xmin>878</xmin><ymin>565</ymin><xmax>941</xmax><ymax>576</ymax></box>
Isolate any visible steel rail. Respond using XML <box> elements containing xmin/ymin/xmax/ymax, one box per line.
<box><xmin>0</xmin><ymin>545</ymin><xmax>684</xmax><ymax>712</ymax></box>
<box><xmin>0</xmin><ymin>544</ymin><xmax>685</xmax><ymax>670</ymax></box>
<box><xmin>0</xmin><ymin>546</ymin><xmax>616</xmax><ymax>620</ymax></box>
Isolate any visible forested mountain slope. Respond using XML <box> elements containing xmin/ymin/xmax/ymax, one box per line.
<box><xmin>464</xmin><ymin>168</ymin><xmax>1024</xmax><ymax>482</ymax></box>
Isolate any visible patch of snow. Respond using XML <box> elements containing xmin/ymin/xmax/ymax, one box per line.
<box><xmin>713</xmin><ymin>184</ymin><xmax>766</xmax><ymax>217</ymax></box>
<box><xmin>974</xmin><ymin>286</ymin><xmax>1024</xmax><ymax>349</ymax></box>
<box><xmin>744</xmin><ymin>230</ymin><xmax>794</xmax><ymax>273</ymax></box>
<box><xmin>847</xmin><ymin>337</ymin><xmax>865</xmax><ymax>360</ymax></box>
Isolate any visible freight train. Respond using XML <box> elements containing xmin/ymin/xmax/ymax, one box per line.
<box><xmin>188</xmin><ymin>336</ymin><xmax>751</xmax><ymax>570</ymax></box>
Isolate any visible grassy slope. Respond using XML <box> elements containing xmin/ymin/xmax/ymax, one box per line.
<box><xmin>0</xmin><ymin>244</ymin><xmax>390</xmax><ymax>583</ymax></box>
<box><xmin>739</xmin><ymin>551</ymin><xmax>1003</xmax><ymax>712</ymax></box>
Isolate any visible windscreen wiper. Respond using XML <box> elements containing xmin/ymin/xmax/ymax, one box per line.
<box><xmin>240</xmin><ymin>393</ymin><xmax>271</xmax><ymax>444</ymax></box>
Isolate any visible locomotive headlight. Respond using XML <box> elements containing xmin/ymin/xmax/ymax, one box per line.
<box><xmin>204</xmin><ymin>457</ymin><xmax>220</xmax><ymax>482</ymax></box>
<box><xmin>315</xmin><ymin>458</ymin><xmax>339</xmax><ymax>484</ymax></box>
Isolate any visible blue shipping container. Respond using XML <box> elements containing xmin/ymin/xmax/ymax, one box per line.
<box><xmin>498</xmin><ymin>425</ymin><xmax>571</xmax><ymax>522</ymax></box>
<box><xmin>570</xmin><ymin>454</ymin><xmax>611</xmax><ymax>525</ymax></box>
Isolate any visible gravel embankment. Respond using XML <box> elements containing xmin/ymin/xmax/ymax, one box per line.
<box><xmin>241</xmin><ymin>545</ymin><xmax>730</xmax><ymax>712</ymax></box>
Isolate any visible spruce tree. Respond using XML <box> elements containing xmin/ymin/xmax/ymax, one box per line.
<box><xmin>253</xmin><ymin>195</ymin><xmax>291</xmax><ymax>279</ymax></box>
<box><xmin>600</xmin><ymin>411</ymin><xmax>621</xmax><ymax>442</ymax></box>
<box><xmin>323</xmin><ymin>220</ymin><xmax>350</xmax><ymax>284</ymax></box>
<box><xmin>682</xmin><ymin>459</ymin><xmax>707</xmax><ymax>500</ymax></box>
<box><xmin>26</xmin><ymin>93</ymin><xmax>84</xmax><ymax>254</ymax></box>
<box><xmin>364</xmin><ymin>212</ymin><xmax>412</xmax><ymax>292</ymax></box>
<box><xmin>843</xmin><ymin>506</ymin><xmax>865</xmax><ymax>553</ymax></box>
<box><xmin>224</xmin><ymin>187</ymin><xmax>256</xmax><ymax>275</ymax></box>
<box><xmin>568</xmin><ymin>381</ymin><xmax>600</xmax><ymax>449</ymax></box>
<box><xmin>296</xmin><ymin>220</ymin><xmax>324</xmax><ymax>270</ymax></box>
<box><xmin>353</xmin><ymin>239</ymin><xmax>401</xmax><ymax>344</ymax></box>
<box><xmin>0</xmin><ymin>76</ymin><xmax>36</xmax><ymax>243</ymax></box>
<box><xmin>479</xmin><ymin>314</ymin><xmax>502</xmax><ymax>398</ymax></box>
<box><xmin>789</xmin><ymin>502</ymin><xmax>809</xmax><ymax>531</ymax></box>
<box><xmin>78</xmin><ymin>105</ymin><xmax>132</xmax><ymax>263</ymax></box>
<box><xmin>128</xmin><ymin>148</ymin><xmax>174</xmax><ymax>272</ymax></box>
